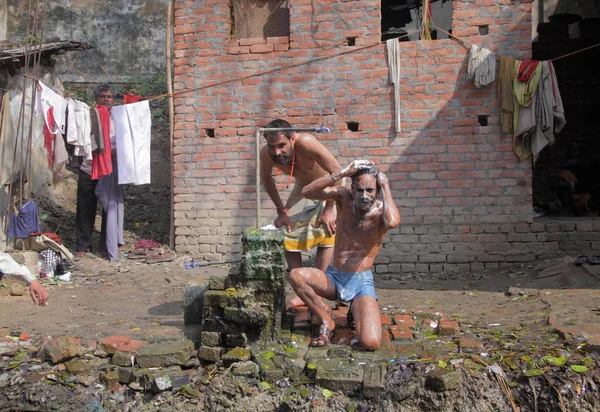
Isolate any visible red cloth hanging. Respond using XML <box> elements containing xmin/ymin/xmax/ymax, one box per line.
<box><xmin>43</xmin><ymin>107</ymin><xmax>56</xmax><ymax>167</ymax></box>
<box><xmin>517</xmin><ymin>60</ymin><xmax>541</xmax><ymax>83</ymax></box>
<box><xmin>123</xmin><ymin>94</ymin><xmax>143</xmax><ymax>104</ymax></box>
<box><xmin>91</xmin><ymin>105</ymin><xmax>113</xmax><ymax>180</ymax></box>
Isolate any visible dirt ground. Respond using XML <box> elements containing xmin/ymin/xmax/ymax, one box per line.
<box><xmin>1</xmin><ymin>113</ymin><xmax>599</xmax><ymax>410</ymax></box>
<box><xmin>1</xmin><ymin>248</ymin><xmax>599</xmax><ymax>346</ymax></box>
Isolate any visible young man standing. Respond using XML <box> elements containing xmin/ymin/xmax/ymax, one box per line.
<box><xmin>260</xmin><ymin>119</ymin><xmax>342</xmax><ymax>309</ymax></box>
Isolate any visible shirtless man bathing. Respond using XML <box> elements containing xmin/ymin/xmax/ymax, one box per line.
<box><xmin>260</xmin><ymin>119</ymin><xmax>342</xmax><ymax>309</ymax></box>
<box><xmin>289</xmin><ymin>160</ymin><xmax>401</xmax><ymax>350</ymax></box>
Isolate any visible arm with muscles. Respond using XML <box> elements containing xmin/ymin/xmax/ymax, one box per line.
<box><xmin>0</xmin><ymin>253</ymin><xmax>49</xmax><ymax>306</ymax></box>
<box><xmin>303</xmin><ymin>136</ymin><xmax>343</xmax><ymax>235</ymax></box>
<box><xmin>259</xmin><ymin>149</ymin><xmax>291</xmax><ymax>231</ymax></box>
<box><xmin>377</xmin><ymin>171</ymin><xmax>401</xmax><ymax>230</ymax></box>
<box><xmin>302</xmin><ymin>159</ymin><xmax>374</xmax><ymax>201</ymax></box>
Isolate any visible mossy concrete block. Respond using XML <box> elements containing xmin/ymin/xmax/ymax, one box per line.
<box><xmin>254</xmin><ymin>351</ymin><xmax>285</xmax><ymax>383</ymax></box>
<box><xmin>201</xmin><ymin>332</ymin><xmax>222</xmax><ymax>347</ymax></box>
<box><xmin>315</xmin><ymin>357</ymin><xmax>365</xmax><ymax>392</ymax></box>
<box><xmin>284</xmin><ymin>357</ymin><xmax>306</xmax><ymax>381</ymax></box>
<box><xmin>203</xmin><ymin>289</ymin><xmax>251</xmax><ymax>309</ymax></box>
<box><xmin>112</xmin><ymin>350</ymin><xmax>136</xmax><ymax>367</ymax></box>
<box><xmin>209</xmin><ymin>276</ymin><xmax>227</xmax><ymax>291</ymax></box>
<box><xmin>118</xmin><ymin>366</ymin><xmax>135</xmax><ymax>384</ymax></box>
<box><xmin>426</xmin><ymin>369</ymin><xmax>462</xmax><ymax>392</ymax></box>
<box><xmin>100</xmin><ymin>371</ymin><xmax>120</xmax><ymax>390</ymax></box>
<box><xmin>197</xmin><ymin>346</ymin><xmax>222</xmax><ymax>362</ymax></box>
<box><xmin>183</xmin><ymin>281</ymin><xmax>208</xmax><ymax>326</ymax></box>
<box><xmin>65</xmin><ymin>359</ymin><xmax>91</xmax><ymax>374</ymax></box>
<box><xmin>201</xmin><ymin>319</ymin><xmax>240</xmax><ymax>334</ymax></box>
<box><xmin>222</xmin><ymin>347</ymin><xmax>252</xmax><ymax>366</ymax></box>
<box><xmin>242</xmin><ymin>228</ymin><xmax>284</xmax><ymax>250</ymax></box>
<box><xmin>327</xmin><ymin>346</ymin><xmax>353</xmax><ymax>359</ymax></box>
<box><xmin>135</xmin><ymin>341</ymin><xmax>195</xmax><ymax>368</ymax></box>
<box><xmin>224</xmin><ymin>333</ymin><xmax>248</xmax><ymax>348</ymax></box>
<box><xmin>230</xmin><ymin>361</ymin><xmax>259</xmax><ymax>378</ymax></box>
<box><xmin>363</xmin><ymin>363</ymin><xmax>388</xmax><ymax>399</ymax></box>
<box><xmin>223</xmin><ymin>306</ymin><xmax>268</xmax><ymax>324</ymax></box>
<box><xmin>132</xmin><ymin>366</ymin><xmax>187</xmax><ymax>391</ymax></box>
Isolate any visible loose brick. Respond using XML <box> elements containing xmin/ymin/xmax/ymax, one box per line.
<box><xmin>389</xmin><ymin>324</ymin><xmax>413</xmax><ymax>341</ymax></box>
<box><xmin>393</xmin><ymin>314</ymin><xmax>416</xmax><ymax>329</ymax></box>
<box><xmin>438</xmin><ymin>321</ymin><xmax>460</xmax><ymax>336</ymax></box>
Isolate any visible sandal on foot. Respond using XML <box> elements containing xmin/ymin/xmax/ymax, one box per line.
<box><xmin>575</xmin><ymin>255</ymin><xmax>589</xmax><ymax>266</ymax></box>
<box><xmin>310</xmin><ymin>326</ymin><xmax>334</xmax><ymax>347</ymax></box>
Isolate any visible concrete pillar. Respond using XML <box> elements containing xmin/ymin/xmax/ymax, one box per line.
<box><xmin>0</xmin><ymin>1</ymin><xmax>7</xmax><ymax>41</ymax></box>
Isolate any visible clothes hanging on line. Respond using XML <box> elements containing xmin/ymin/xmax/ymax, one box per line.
<box><xmin>42</xmin><ymin>107</ymin><xmax>69</xmax><ymax>183</ymax></box>
<box><xmin>498</xmin><ymin>56</ymin><xmax>516</xmax><ymax>135</ymax></box>
<box><xmin>123</xmin><ymin>94</ymin><xmax>143</xmax><ymax>104</ymax></box>
<box><xmin>467</xmin><ymin>45</ymin><xmax>497</xmax><ymax>88</ymax></box>
<box><xmin>112</xmin><ymin>100</ymin><xmax>152</xmax><ymax>185</ymax></box>
<box><xmin>35</xmin><ymin>81</ymin><xmax>66</xmax><ymax>135</ymax></box>
<box><xmin>386</xmin><ymin>38</ymin><xmax>402</xmax><ymax>134</ymax></box>
<box><xmin>7</xmin><ymin>201</ymin><xmax>40</xmax><ymax>239</ymax></box>
<box><xmin>65</xmin><ymin>98</ymin><xmax>92</xmax><ymax>161</ymax></box>
<box><xmin>511</xmin><ymin>59</ymin><xmax>565</xmax><ymax>161</ymax></box>
<box><xmin>91</xmin><ymin>105</ymin><xmax>113</xmax><ymax>180</ymax></box>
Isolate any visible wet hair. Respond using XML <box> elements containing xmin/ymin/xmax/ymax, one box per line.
<box><xmin>351</xmin><ymin>167</ymin><xmax>381</xmax><ymax>195</ymax></box>
<box><xmin>264</xmin><ymin>119</ymin><xmax>293</xmax><ymax>139</ymax></box>
<box><xmin>93</xmin><ymin>83</ymin><xmax>114</xmax><ymax>98</ymax></box>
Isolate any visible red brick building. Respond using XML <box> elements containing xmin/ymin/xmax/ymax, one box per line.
<box><xmin>172</xmin><ymin>0</ymin><xmax>598</xmax><ymax>275</ymax></box>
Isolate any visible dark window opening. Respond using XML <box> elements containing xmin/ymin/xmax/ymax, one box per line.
<box><xmin>381</xmin><ymin>0</ymin><xmax>453</xmax><ymax>42</ymax></box>
<box><xmin>347</xmin><ymin>121</ymin><xmax>359</xmax><ymax>132</ymax></box>
<box><xmin>232</xmin><ymin>0</ymin><xmax>290</xmax><ymax>40</ymax></box>
<box><xmin>477</xmin><ymin>115</ymin><xmax>488</xmax><ymax>126</ymax></box>
<box><xmin>478</xmin><ymin>25</ymin><xmax>489</xmax><ymax>35</ymax></box>
<box><xmin>347</xmin><ymin>37</ymin><xmax>356</xmax><ymax>46</ymax></box>
<box><xmin>206</xmin><ymin>129</ymin><xmax>215</xmax><ymax>138</ymax></box>
<box><xmin>532</xmin><ymin>7</ymin><xmax>600</xmax><ymax>218</ymax></box>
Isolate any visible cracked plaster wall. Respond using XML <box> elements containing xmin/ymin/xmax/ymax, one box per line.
<box><xmin>5</xmin><ymin>0</ymin><xmax>167</xmax><ymax>83</ymax></box>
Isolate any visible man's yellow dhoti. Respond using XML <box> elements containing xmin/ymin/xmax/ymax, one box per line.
<box><xmin>284</xmin><ymin>184</ymin><xmax>335</xmax><ymax>251</ymax></box>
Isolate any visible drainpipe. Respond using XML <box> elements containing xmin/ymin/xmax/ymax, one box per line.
<box><xmin>254</xmin><ymin>126</ymin><xmax>331</xmax><ymax>228</ymax></box>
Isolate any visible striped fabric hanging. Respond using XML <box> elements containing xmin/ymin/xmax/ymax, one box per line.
<box><xmin>420</xmin><ymin>0</ymin><xmax>433</xmax><ymax>41</ymax></box>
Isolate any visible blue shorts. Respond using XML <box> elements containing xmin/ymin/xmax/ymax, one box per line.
<box><xmin>325</xmin><ymin>265</ymin><xmax>378</xmax><ymax>302</ymax></box>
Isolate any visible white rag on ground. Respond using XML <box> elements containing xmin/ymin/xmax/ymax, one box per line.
<box><xmin>386</xmin><ymin>38</ymin><xmax>401</xmax><ymax>134</ymax></box>
<box><xmin>467</xmin><ymin>45</ymin><xmax>497</xmax><ymax>88</ymax></box>
<box><xmin>112</xmin><ymin>100</ymin><xmax>152</xmax><ymax>185</ymax></box>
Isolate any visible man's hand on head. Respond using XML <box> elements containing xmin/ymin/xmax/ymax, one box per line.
<box><xmin>376</xmin><ymin>170</ymin><xmax>389</xmax><ymax>187</ymax></box>
<box><xmin>341</xmin><ymin>159</ymin><xmax>374</xmax><ymax>177</ymax></box>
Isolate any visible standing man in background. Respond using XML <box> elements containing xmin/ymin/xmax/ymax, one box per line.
<box><xmin>260</xmin><ymin>119</ymin><xmax>342</xmax><ymax>309</ymax></box>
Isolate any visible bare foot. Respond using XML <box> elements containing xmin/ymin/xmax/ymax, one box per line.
<box><xmin>75</xmin><ymin>251</ymin><xmax>86</xmax><ymax>258</ymax></box>
<box><xmin>285</xmin><ymin>295</ymin><xmax>306</xmax><ymax>310</ymax></box>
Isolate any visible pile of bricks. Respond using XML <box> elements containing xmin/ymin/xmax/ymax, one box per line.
<box><xmin>197</xmin><ymin>229</ymin><xmax>286</xmax><ymax>362</ymax></box>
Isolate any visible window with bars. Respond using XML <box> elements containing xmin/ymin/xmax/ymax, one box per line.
<box><xmin>232</xmin><ymin>0</ymin><xmax>290</xmax><ymax>40</ymax></box>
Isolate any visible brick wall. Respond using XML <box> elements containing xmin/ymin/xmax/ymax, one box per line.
<box><xmin>172</xmin><ymin>0</ymin><xmax>596</xmax><ymax>274</ymax></box>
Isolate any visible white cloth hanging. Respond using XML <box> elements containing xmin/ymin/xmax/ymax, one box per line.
<box><xmin>112</xmin><ymin>100</ymin><xmax>151</xmax><ymax>185</ymax></box>
<box><xmin>467</xmin><ymin>45</ymin><xmax>497</xmax><ymax>88</ymax></box>
<box><xmin>34</xmin><ymin>81</ymin><xmax>66</xmax><ymax>134</ymax></box>
<box><xmin>386</xmin><ymin>38</ymin><xmax>401</xmax><ymax>134</ymax></box>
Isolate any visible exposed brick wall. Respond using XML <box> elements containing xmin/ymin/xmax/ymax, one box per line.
<box><xmin>172</xmin><ymin>0</ymin><xmax>594</xmax><ymax>274</ymax></box>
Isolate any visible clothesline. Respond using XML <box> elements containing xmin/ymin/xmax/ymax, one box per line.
<box><xmin>434</xmin><ymin>24</ymin><xmax>600</xmax><ymax>62</ymax></box>
<box><xmin>139</xmin><ymin>25</ymin><xmax>600</xmax><ymax>102</ymax></box>
<box><xmin>18</xmin><ymin>25</ymin><xmax>600</xmax><ymax>105</ymax></box>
